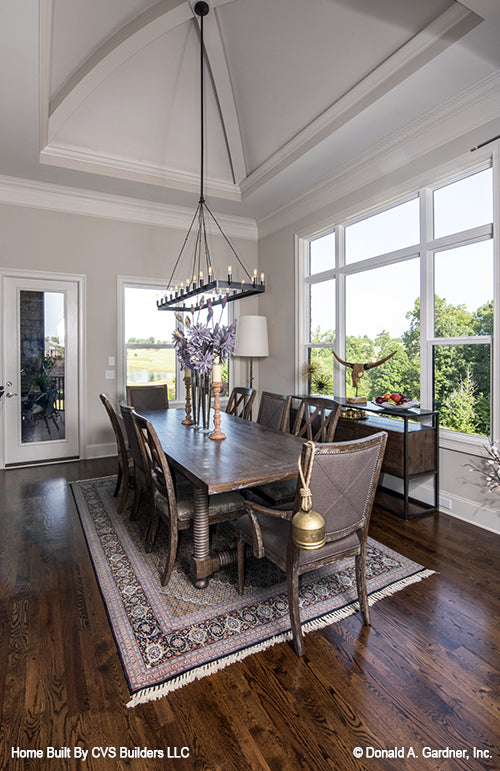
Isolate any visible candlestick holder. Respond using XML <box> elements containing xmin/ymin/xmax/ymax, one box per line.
<box><xmin>209</xmin><ymin>381</ymin><xmax>226</xmax><ymax>440</ymax></box>
<box><xmin>182</xmin><ymin>373</ymin><xmax>194</xmax><ymax>425</ymax></box>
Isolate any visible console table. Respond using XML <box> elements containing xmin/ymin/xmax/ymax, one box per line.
<box><xmin>332</xmin><ymin>398</ymin><xmax>439</xmax><ymax>520</ymax></box>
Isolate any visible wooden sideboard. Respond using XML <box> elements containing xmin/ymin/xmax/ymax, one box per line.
<box><xmin>334</xmin><ymin>402</ymin><xmax>439</xmax><ymax>520</ymax></box>
<box><xmin>291</xmin><ymin>396</ymin><xmax>439</xmax><ymax>520</ymax></box>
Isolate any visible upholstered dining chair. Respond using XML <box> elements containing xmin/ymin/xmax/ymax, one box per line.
<box><xmin>126</xmin><ymin>383</ymin><xmax>169</xmax><ymax>411</ymax></box>
<box><xmin>256</xmin><ymin>391</ymin><xmax>292</xmax><ymax>433</ymax></box>
<box><xmin>99</xmin><ymin>393</ymin><xmax>132</xmax><ymax>514</ymax></box>
<box><xmin>131</xmin><ymin>410</ymin><xmax>246</xmax><ymax>585</ymax></box>
<box><xmin>225</xmin><ymin>386</ymin><xmax>256</xmax><ymax>420</ymax></box>
<box><xmin>235</xmin><ymin>432</ymin><xmax>387</xmax><ymax>656</ymax></box>
<box><xmin>251</xmin><ymin>396</ymin><xmax>342</xmax><ymax>506</ymax></box>
<box><xmin>120</xmin><ymin>403</ymin><xmax>151</xmax><ymax>522</ymax></box>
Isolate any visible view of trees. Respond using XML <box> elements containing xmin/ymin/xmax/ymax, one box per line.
<box><xmin>308</xmin><ymin>296</ymin><xmax>492</xmax><ymax>437</ymax></box>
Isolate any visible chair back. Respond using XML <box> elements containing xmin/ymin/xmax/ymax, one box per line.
<box><xmin>131</xmin><ymin>410</ymin><xmax>178</xmax><ymax>515</ymax></box>
<box><xmin>226</xmin><ymin>386</ymin><xmax>256</xmax><ymax>420</ymax></box>
<box><xmin>126</xmin><ymin>384</ymin><xmax>169</xmax><ymax>411</ymax></box>
<box><xmin>297</xmin><ymin>432</ymin><xmax>387</xmax><ymax>540</ymax></box>
<box><xmin>292</xmin><ymin>396</ymin><xmax>341</xmax><ymax>442</ymax></box>
<box><xmin>100</xmin><ymin>393</ymin><xmax>128</xmax><ymax>459</ymax></box>
<box><xmin>120</xmin><ymin>403</ymin><xmax>148</xmax><ymax>483</ymax></box>
<box><xmin>256</xmin><ymin>392</ymin><xmax>291</xmax><ymax>432</ymax></box>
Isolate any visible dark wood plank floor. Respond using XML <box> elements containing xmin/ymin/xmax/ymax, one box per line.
<box><xmin>0</xmin><ymin>458</ymin><xmax>499</xmax><ymax>770</ymax></box>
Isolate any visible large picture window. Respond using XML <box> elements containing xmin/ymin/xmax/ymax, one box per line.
<box><xmin>300</xmin><ymin>161</ymin><xmax>496</xmax><ymax>442</ymax></box>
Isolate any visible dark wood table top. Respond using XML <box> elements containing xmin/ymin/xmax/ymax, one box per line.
<box><xmin>140</xmin><ymin>408</ymin><xmax>306</xmax><ymax>495</ymax></box>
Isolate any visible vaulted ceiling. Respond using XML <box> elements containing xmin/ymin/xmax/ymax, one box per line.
<box><xmin>2</xmin><ymin>1</ymin><xmax>500</xmax><ymax>224</ymax></box>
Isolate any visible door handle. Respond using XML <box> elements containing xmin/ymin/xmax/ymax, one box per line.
<box><xmin>6</xmin><ymin>392</ymin><xmax>18</xmax><ymax>398</ymax></box>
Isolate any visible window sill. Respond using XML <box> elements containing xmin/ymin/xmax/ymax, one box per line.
<box><xmin>439</xmin><ymin>429</ymin><xmax>491</xmax><ymax>458</ymax></box>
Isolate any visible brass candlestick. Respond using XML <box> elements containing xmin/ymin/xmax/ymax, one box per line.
<box><xmin>209</xmin><ymin>381</ymin><xmax>226</xmax><ymax>440</ymax></box>
<box><xmin>182</xmin><ymin>373</ymin><xmax>194</xmax><ymax>425</ymax></box>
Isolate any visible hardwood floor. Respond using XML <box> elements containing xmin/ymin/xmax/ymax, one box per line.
<box><xmin>0</xmin><ymin>458</ymin><xmax>499</xmax><ymax>770</ymax></box>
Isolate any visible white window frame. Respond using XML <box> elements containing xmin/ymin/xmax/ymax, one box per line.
<box><xmin>296</xmin><ymin>152</ymin><xmax>499</xmax><ymax>455</ymax></box>
<box><xmin>118</xmin><ymin>275</ymin><xmax>234</xmax><ymax>405</ymax></box>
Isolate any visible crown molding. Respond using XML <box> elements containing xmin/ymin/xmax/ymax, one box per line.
<box><xmin>241</xmin><ymin>4</ymin><xmax>482</xmax><ymax>200</ymax></box>
<box><xmin>39</xmin><ymin>145</ymin><xmax>242</xmax><ymax>202</ymax></box>
<box><xmin>258</xmin><ymin>72</ymin><xmax>500</xmax><ymax>238</ymax></box>
<box><xmin>0</xmin><ymin>174</ymin><xmax>257</xmax><ymax>240</ymax></box>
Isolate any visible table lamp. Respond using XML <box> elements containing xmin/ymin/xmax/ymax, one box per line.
<box><xmin>234</xmin><ymin>315</ymin><xmax>269</xmax><ymax>388</ymax></box>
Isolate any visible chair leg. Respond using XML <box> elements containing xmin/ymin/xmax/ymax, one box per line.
<box><xmin>237</xmin><ymin>537</ymin><xmax>246</xmax><ymax>595</ymax></box>
<box><xmin>286</xmin><ymin>566</ymin><xmax>305</xmax><ymax>656</ymax></box>
<box><xmin>117</xmin><ymin>465</ymin><xmax>129</xmax><ymax>514</ymax></box>
<box><xmin>355</xmin><ymin>551</ymin><xmax>371</xmax><ymax>626</ymax></box>
<box><xmin>131</xmin><ymin>484</ymin><xmax>142</xmax><ymax>521</ymax></box>
<box><xmin>161</xmin><ymin>518</ymin><xmax>178</xmax><ymax>586</ymax></box>
<box><xmin>113</xmin><ymin>463</ymin><xmax>123</xmax><ymax>497</ymax></box>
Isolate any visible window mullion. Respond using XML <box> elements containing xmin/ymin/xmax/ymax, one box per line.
<box><xmin>420</xmin><ymin>187</ymin><xmax>434</xmax><ymax>411</ymax></box>
<box><xmin>336</xmin><ymin>224</ymin><xmax>346</xmax><ymax>398</ymax></box>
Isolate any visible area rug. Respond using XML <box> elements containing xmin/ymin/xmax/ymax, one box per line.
<box><xmin>71</xmin><ymin>476</ymin><xmax>434</xmax><ymax>708</ymax></box>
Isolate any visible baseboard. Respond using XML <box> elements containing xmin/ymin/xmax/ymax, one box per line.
<box><xmin>381</xmin><ymin>473</ymin><xmax>500</xmax><ymax>534</ymax></box>
<box><xmin>84</xmin><ymin>442</ymin><xmax>116</xmax><ymax>460</ymax></box>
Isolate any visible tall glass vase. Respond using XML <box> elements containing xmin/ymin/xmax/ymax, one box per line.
<box><xmin>191</xmin><ymin>371</ymin><xmax>200</xmax><ymax>426</ymax></box>
<box><xmin>199</xmin><ymin>372</ymin><xmax>212</xmax><ymax>431</ymax></box>
<box><xmin>191</xmin><ymin>371</ymin><xmax>212</xmax><ymax>430</ymax></box>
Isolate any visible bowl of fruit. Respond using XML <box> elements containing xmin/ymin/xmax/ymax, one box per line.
<box><xmin>374</xmin><ymin>392</ymin><xmax>420</xmax><ymax>411</ymax></box>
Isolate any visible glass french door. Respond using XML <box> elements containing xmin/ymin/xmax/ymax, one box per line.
<box><xmin>3</xmin><ymin>276</ymin><xmax>79</xmax><ymax>465</ymax></box>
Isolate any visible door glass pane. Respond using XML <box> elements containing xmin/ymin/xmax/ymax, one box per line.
<box><xmin>433</xmin><ymin>168</ymin><xmax>493</xmax><ymax>239</ymax></box>
<box><xmin>20</xmin><ymin>291</ymin><xmax>65</xmax><ymax>443</ymax></box>
<box><xmin>434</xmin><ymin>241</ymin><xmax>493</xmax><ymax>337</ymax></box>
<box><xmin>345</xmin><ymin>198</ymin><xmax>419</xmax><ymax>264</ymax></box>
<box><xmin>345</xmin><ymin>259</ymin><xmax>420</xmax><ymax>401</ymax></box>
<box><xmin>433</xmin><ymin>344</ymin><xmax>490</xmax><ymax>437</ymax></box>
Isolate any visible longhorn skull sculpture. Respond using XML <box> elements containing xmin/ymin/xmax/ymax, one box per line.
<box><xmin>333</xmin><ymin>350</ymin><xmax>396</xmax><ymax>389</ymax></box>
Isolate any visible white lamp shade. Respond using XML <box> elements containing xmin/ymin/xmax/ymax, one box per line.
<box><xmin>234</xmin><ymin>316</ymin><xmax>269</xmax><ymax>358</ymax></box>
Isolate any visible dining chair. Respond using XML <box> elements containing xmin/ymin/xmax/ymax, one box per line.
<box><xmin>126</xmin><ymin>383</ymin><xmax>169</xmax><ymax>411</ymax></box>
<box><xmin>99</xmin><ymin>393</ymin><xmax>132</xmax><ymax>514</ymax></box>
<box><xmin>251</xmin><ymin>396</ymin><xmax>342</xmax><ymax>506</ymax></box>
<box><xmin>256</xmin><ymin>391</ymin><xmax>292</xmax><ymax>433</ymax></box>
<box><xmin>131</xmin><ymin>410</ymin><xmax>246</xmax><ymax>585</ymax></box>
<box><xmin>235</xmin><ymin>432</ymin><xmax>387</xmax><ymax>656</ymax></box>
<box><xmin>226</xmin><ymin>386</ymin><xmax>256</xmax><ymax>420</ymax></box>
<box><xmin>120</xmin><ymin>403</ymin><xmax>151</xmax><ymax>522</ymax></box>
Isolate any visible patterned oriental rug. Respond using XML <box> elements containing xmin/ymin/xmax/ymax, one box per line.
<box><xmin>71</xmin><ymin>476</ymin><xmax>434</xmax><ymax>708</ymax></box>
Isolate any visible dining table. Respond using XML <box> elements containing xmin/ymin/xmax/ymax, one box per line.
<box><xmin>139</xmin><ymin>408</ymin><xmax>306</xmax><ymax>588</ymax></box>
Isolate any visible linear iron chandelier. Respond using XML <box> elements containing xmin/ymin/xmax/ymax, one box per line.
<box><xmin>157</xmin><ymin>1</ymin><xmax>264</xmax><ymax>314</ymax></box>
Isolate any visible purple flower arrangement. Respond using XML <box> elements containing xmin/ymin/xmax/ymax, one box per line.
<box><xmin>172</xmin><ymin>296</ymin><xmax>236</xmax><ymax>375</ymax></box>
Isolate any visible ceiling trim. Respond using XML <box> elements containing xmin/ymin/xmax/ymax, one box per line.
<box><xmin>257</xmin><ymin>71</ymin><xmax>500</xmax><ymax>238</ymax></box>
<box><xmin>47</xmin><ymin>1</ymin><xmax>192</xmax><ymax>139</ymax></box>
<box><xmin>39</xmin><ymin>143</ymin><xmax>241</xmax><ymax>200</ymax></box>
<box><xmin>241</xmin><ymin>3</ymin><xmax>483</xmax><ymax>200</ymax></box>
<box><xmin>199</xmin><ymin>4</ymin><xmax>246</xmax><ymax>184</ymax></box>
<box><xmin>0</xmin><ymin>174</ymin><xmax>257</xmax><ymax>240</ymax></box>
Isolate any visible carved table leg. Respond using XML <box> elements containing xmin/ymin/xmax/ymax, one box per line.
<box><xmin>190</xmin><ymin>487</ymin><xmax>220</xmax><ymax>588</ymax></box>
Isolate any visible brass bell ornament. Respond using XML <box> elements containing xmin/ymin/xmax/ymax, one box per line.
<box><xmin>292</xmin><ymin>507</ymin><xmax>326</xmax><ymax>550</ymax></box>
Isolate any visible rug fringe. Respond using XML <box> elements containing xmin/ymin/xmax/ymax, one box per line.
<box><xmin>127</xmin><ymin>567</ymin><xmax>436</xmax><ymax>708</ymax></box>
<box><xmin>126</xmin><ymin>633</ymin><xmax>291</xmax><ymax>708</ymax></box>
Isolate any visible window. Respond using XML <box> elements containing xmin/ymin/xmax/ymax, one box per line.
<box><xmin>299</xmin><ymin>161</ymin><xmax>496</xmax><ymax>442</ymax></box>
<box><xmin>121</xmin><ymin>281</ymin><xmax>233</xmax><ymax>401</ymax></box>
<box><xmin>124</xmin><ymin>286</ymin><xmax>177</xmax><ymax>400</ymax></box>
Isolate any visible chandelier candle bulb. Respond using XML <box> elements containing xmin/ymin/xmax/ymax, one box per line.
<box><xmin>228</xmin><ymin>266</ymin><xmax>232</xmax><ymax>283</ymax></box>
<box><xmin>252</xmin><ymin>269</ymin><xmax>257</xmax><ymax>285</ymax></box>
<box><xmin>260</xmin><ymin>272</ymin><xmax>265</xmax><ymax>285</ymax></box>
